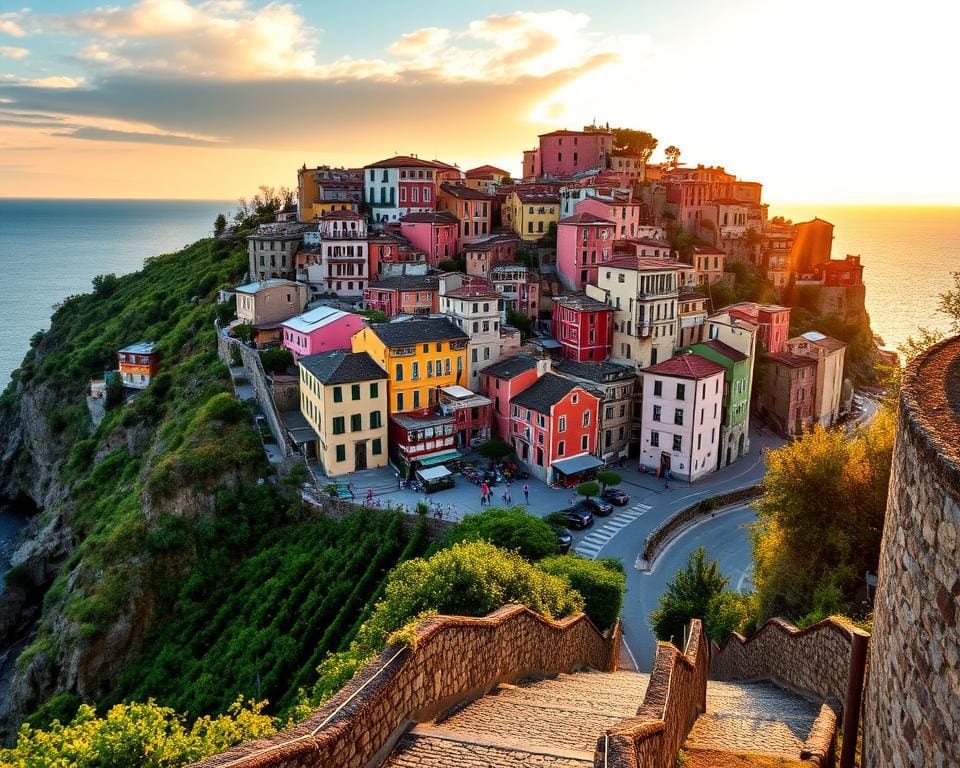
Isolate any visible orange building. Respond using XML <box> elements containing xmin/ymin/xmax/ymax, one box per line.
<box><xmin>118</xmin><ymin>341</ymin><xmax>159</xmax><ymax>389</ymax></box>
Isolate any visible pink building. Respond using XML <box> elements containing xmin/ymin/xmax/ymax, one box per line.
<box><xmin>574</xmin><ymin>195</ymin><xmax>644</xmax><ymax>241</ymax></box>
<box><xmin>532</xmin><ymin>129</ymin><xmax>615</xmax><ymax>178</ymax></box>
<box><xmin>398</xmin><ymin>212</ymin><xmax>458</xmax><ymax>267</ymax></box>
<box><xmin>281</xmin><ymin>305</ymin><xmax>366</xmax><ymax>359</ymax></box>
<box><xmin>640</xmin><ymin>353</ymin><xmax>725</xmax><ymax>481</ymax></box>
<box><xmin>437</xmin><ymin>183</ymin><xmax>495</xmax><ymax>250</ymax></box>
<box><xmin>557</xmin><ymin>212</ymin><xmax>615</xmax><ymax>290</ymax></box>
<box><xmin>726</xmin><ymin>302</ymin><xmax>791</xmax><ymax>354</ymax></box>
<box><xmin>464</xmin><ymin>235</ymin><xmax>519</xmax><ymax>278</ymax></box>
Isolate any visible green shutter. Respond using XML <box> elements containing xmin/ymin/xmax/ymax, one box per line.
<box><xmin>333</xmin><ymin>386</ymin><xmax>343</xmax><ymax>403</ymax></box>
<box><xmin>372</xmin><ymin>439</ymin><xmax>382</xmax><ymax>455</ymax></box>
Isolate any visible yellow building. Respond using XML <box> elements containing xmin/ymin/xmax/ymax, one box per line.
<box><xmin>299</xmin><ymin>351</ymin><xmax>388</xmax><ymax>476</ymax></box>
<box><xmin>351</xmin><ymin>317</ymin><xmax>469</xmax><ymax>414</ymax></box>
<box><xmin>307</xmin><ymin>200</ymin><xmax>359</xmax><ymax>219</ymax></box>
<box><xmin>506</xmin><ymin>191</ymin><xmax>560</xmax><ymax>241</ymax></box>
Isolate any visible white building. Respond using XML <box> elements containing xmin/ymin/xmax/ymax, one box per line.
<box><xmin>309</xmin><ymin>210</ymin><xmax>368</xmax><ymax>298</ymax></box>
<box><xmin>440</xmin><ymin>285</ymin><xmax>506</xmax><ymax>387</ymax></box>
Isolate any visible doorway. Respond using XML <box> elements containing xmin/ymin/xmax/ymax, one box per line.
<box><xmin>355</xmin><ymin>441</ymin><xmax>367</xmax><ymax>471</ymax></box>
<box><xmin>660</xmin><ymin>452</ymin><xmax>671</xmax><ymax>472</ymax></box>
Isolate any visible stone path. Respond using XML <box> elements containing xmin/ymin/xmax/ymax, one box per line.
<box><xmin>574</xmin><ymin>502</ymin><xmax>651</xmax><ymax>558</ymax></box>
<box><xmin>382</xmin><ymin>670</ymin><xmax>650</xmax><ymax>767</ymax></box>
<box><xmin>684</xmin><ymin>680</ymin><xmax>820</xmax><ymax>759</ymax></box>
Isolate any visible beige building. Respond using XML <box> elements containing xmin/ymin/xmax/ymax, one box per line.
<box><xmin>440</xmin><ymin>284</ymin><xmax>506</xmax><ymax>387</ymax></box>
<box><xmin>299</xmin><ymin>351</ymin><xmax>389</xmax><ymax>476</ymax></box>
<box><xmin>235</xmin><ymin>278</ymin><xmax>308</xmax><ymax>345</ymax></box>
<box><xmin>784</xmin><ymin>331</ymin><xmax>847</xmax><ymax>427</ymax></box>
<box><xmin>246</xmin><ymin>222</ymin><xmax>308</xmax><ymax>281</ymax></box>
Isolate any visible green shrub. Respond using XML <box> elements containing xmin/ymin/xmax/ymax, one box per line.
<box><xmin>538</xmin><ymin>556</ymin><xmax>626</xmax><ymax>630</ymax></box>
<box><xmin>259</xmin><ymin>348</ymin><xmax>292</xmax><ymax>374</ymax></box>
<box><xmin>576</xmin><ymin>481</ymin><xmax>600</xmax><ymax>499</ymax></box>
<box><xmin>439</xmin><ymin>506</ymin><xmax>559</xmax><ymax>561</ymax></box>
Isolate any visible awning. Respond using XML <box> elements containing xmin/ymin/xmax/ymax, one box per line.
<box><xmin>552</xmin><ymin>453</ymin><xmax>603</xmax><ymax>476</ymax></box>
<box><xmin>417</xmin><ymin>465</ymin><xmax>453</xmax><ymax>481</ymax></box>
<box><xmin>281</xmin><ymin>410</ymin><xmax>319</xmax><ymax>444</ymax></box>
<box><xmin>417</xmin><ymin>449</ymin><xmax>463</xmax><ymax>467</ymax></box>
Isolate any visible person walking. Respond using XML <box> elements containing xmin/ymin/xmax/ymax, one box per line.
<box><xmin>481</xmin><ymin>482</ymin><xmax>490</xmax><ymax>506</ymax></box>
<box><xmin>366</xmin><ymin>488</ymin><xmax>374</xmax><ymax>506</ymax></box>
<box><xmin>523</xmin><ymin>482</ymin><xmax>529</xmax><ymax>504</ymax></box>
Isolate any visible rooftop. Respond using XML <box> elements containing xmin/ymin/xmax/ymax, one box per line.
<box><xmin>603</xmin><ymin>256</ymin><xmax>691</xmax><ymax>273</ymax></box>
<box><xmin>465</xmin><ymin>164</ymin><xmax>511</xmax><ymax>178</ymax></box>
<box><xmin>119</xmin><ymin>341</ymin><xmax>156</xmax><ymax>355</ymax></box>
<box><xmin>365</xmin><ymin>155</ymin><xmax>444</xmax><ymax>169</ymax></box>
<box><xmin>559</xmin><ymin>212</ymin><xmax>615</xmax><ymax>226</ymax></box>
<box><xmin>554</xmin><ymin>358</ymin><xmax>635</xmax><ymax>383</ymax></box>
<box><xmin>439</xmin><ymin>183</ymin><xmax>494</xmax><ymax>200</ymax></box>
<box><xmin>443</xmin><ymin>286</ymin><xmax>501</xmax><ymax>300</ymax></box>
<box><xmin>691</xmin><ymin>339</ymin><xmax>748</xmax><ymax>363</ymax></box>
<box><xmin>765</xmin><ymin>351</ymin><xmax>819</xmax><ymax>368</ymax></box>
<box><xmin>463</xmin><ymin>234</ymin><xmax>519</xmax><ymax>251</ymax></box>
<box><xmin>369</xmin><ymin>317</ymin><xmax>468</xmax><ymax>346</ymax></box>
<box><xmin>319</xmin><ymin>209</ymin><xmax>364</xmax><ymax>220</ymax></box>
<box><xmin>516</xmin><ymin>192</ymin><xmax>560</xmax><ymax>204</ymax></box>
<box><xmin>510</xmin><ymin>373</ymin><xmax>587</xmax><ymax>414</ymax></box>
<box><xmin>645</xmin><ymin>352</ymin><xmax>726</xmax><ymax>380</ymax></box>
<box><xmin>400</xmin><ymin>211</ymin><xmax>459</xmax><ymax>225</ymax></box>
<box><xmin>366</xmin><ymin>275</ymin><xmax>438</xmax><ymax>291</ymax></box>
<box><xmin>539</xmin><ymin>128</ymin><xmax>612</xmax><ymax>138</ymax></box>
<box><xmin>281</xmin><ymin>305</ymin><xmax>357</xmax><ymax>333</ymax></box>
<box><xmin>692</xmin><ymin>244</ymin><xmax>726</xmax><ymax>255</ymax></box>
<box><xmin>482</xmin><ymin>354</ymin><xmax>539</xmax><ymax>380</ymax></box>
<box><xmin>795</xmin><ymin>331</ymin><xmax>848</xmax><ymax>352</ymax></box>
<box><xmin>299</xmin><ymin>351</ymin><xmax>387</xmax><ymax>385</ymax></box>
<box><xmin>391</xmin><ymin>410</ymin><xmax>455</xmax><ymax>430</ymax></box>
<box><xmin>236</xmin><ymin>278</ymin><xmax>301</xmax><ymax>294</ymax></box>
<box><xmin>553</xmin><ymin>293</ymin><xmax>612</xmax><ymax>312</ymax></box>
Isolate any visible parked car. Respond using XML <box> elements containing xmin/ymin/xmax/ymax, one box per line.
<box><xmin>576</xmin><ymin>498</ymin><xmax>614</xmax><ymax>516</ymax></box>
<box><xmin>600</xmin><ymin>487</ymin><xmax>630</xmax><ymax>506</ymax></box>
<box><xmin>555</xmin><ymin>529</ymin><xmax>573</xmax><ymax>554</ymax></box>
<box><xmin>562</xmin><ymin>506</ymin><xmax>594</xmax><ymax>530</ymax></box>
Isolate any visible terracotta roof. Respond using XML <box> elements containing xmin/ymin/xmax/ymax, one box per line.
<box><xmin>299</xmin><ymin>351</ymin><xmax>387</xmax><ymax>385</ymax></box>
<box><xmin>466</xmin><ymin>164</ymin><xmax>510</xmax><ymax>178</ymax></box>
<box><xmin>517</xmin><ymin>192</ymin><xmax>560</xmax><ymax>204</ymax></box>
<box><xmin>443</xmin><ymin>285</ymin><xmax>501</xmax><ymax>300</ymax></box>
<box><xmin>400</xmin><ymin>211</ymin><xmax>459</xmax><ymax>225</ymax></box>
<box><xmin>463</xmin><ymin>234</ymin><xmax>519</xmax><ymax>251</ymax></box>
<box><xmin>369</xmin><ymin>317</ymin><xmax>468</xmax><ymax>346</ymax></box>
<box><xmin>692</xmin><ymin>244</ymin><xmax>726</xmax><ymax>255</ymax></box>
<box><xmin>319</xmin><ymin>209</ymin><xmax>364</xmax><ymax>220</ymax></box>
<box><xmin>603</xmin><ymin>256</ymin><xmax>690</xmax><ymax>272</ymax></box>
<box><xmin>483</xmin><ymin>354</ymin><xmax>539</xmax><ymax>380</ymax></box>
<box><xmin>644</xmin><ymin>353</ymin><xmax>726</xmax><ymax>380</ymax></box>
<box><xmin>539</xmin><ymin>129</ymin><xmax>612</xmax><ymax>138</ymax></box>
<box><xmin>364</xmin><ymin>155</ymin><xmax>443</xmax><ymax>169</ymax></box>
<box><xmin>439</xmin><ymin>182</ymin><xmax>494</xmax><ymax>200</ymax></box>
<box><xmin>764</xmin><ymin>351</ymin><xmax>818</xmax><ymax>368</ymax></box>
<box><xmin>552</xmin><ymin>293</ymin><xmax>612</xmax><ymax>312</ymax></box>
<box><xmin>510</xmin><ymin>373</ymin><xmax>585</xmax><ymax>414</ymax></box>
<box><xmin>559</xmin><ymin>212</ymin><xmax>615</xmax><ymax>226</ymax></box>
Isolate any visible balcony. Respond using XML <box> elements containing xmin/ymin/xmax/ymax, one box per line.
<box><xmin>321</xmin><ymin>231</ymin><xmax>367</xmax><ymax>240</ymax></box>
<box><xmin>637</xmin><ymin>287</ymin><xmax>678</xmax><ymax>300</ymax></box>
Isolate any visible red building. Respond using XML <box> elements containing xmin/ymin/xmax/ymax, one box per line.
<box><xmin>398</xmin><ymin>212</ymin><xmax>458</xmax><ymax>267</ymax></box>
<box><xmin>437</xmin><ymin>183</ymin><xmax>495</xmax><ymax>250</ymax></box>
<box><xmin>464</xmin><ymin>234</ymin><xmax>519</xmax><ymax>278</ymax></box>
<box><xmin>438</xmin><ymin>384</ymin><xmax>492</xmax><ymax>450</ymax></box>
<box><xmin>480</xmin><ymin>354</ymin><xmax>544</xmax><ymax>443</ymax></box>
<box><xmin>367</xmin><ymin>232</ymin><xmax>425</xmax><ymax>279</ymax></box>
<box><xmin>551</xmin><ymin>294</ymin><xmax>614</xmax><ymax>362</ymax></box>
<box><xmin>363</xmin><ymin>274</ymin><xmax>439</xmax><ymax>317</ymax></box>
<box><xmin>757</xmin><ymin>352</ymin><xmax>818</xmax><ymax>436</ymax></box>
<box><xmin>726</xmin><ymin>302</ymin><xmax>791</xmax><ymax>354</ymax></box>
<box><xmin>815</xmin><ymin>254</ymin><xmax>864</xmax><ymax>287</ymax></box>
<box><xmin>508</xmin><ymin>373</ymin><xmax>601</xmax><ymax>484</ymax></box>
<box><xmin>556</xmin><ymin>212</ymin><xmax>615</xmax><ymax>290</ymax></box>
<box><xmin>388</xmin><ymin>411</ymin><xmax>458</xmax><ymax>475</ymax></box>
<box><xmin>118</xmin><ymin>341</ymin><xmax>159</xmax><ymax>390</ymax></box>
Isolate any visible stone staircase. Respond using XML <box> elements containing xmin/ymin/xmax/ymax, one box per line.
<box><xmin>384</xmin><ymin>669</ymin><xmax>651</xmax><ymax>767</ymax></box>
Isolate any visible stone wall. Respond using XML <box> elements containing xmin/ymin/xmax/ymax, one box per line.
<box><xmin>598</xmin><ymin>619</ymin><xmax>709</xmax><ymax>768</ymax></box>
<box><xmin>863</xmin><ymin>336</ymin><xmax>960</xmax><ymax>768</ymax></box>
<box><xmin>192</xmin><ymin>605</ymin><xmax>619</xmax><ymax>768</ymax></box>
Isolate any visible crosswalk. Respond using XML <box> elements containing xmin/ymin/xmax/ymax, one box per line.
<box><xmin>574</xmin><ymin>502</ymin><xmax>651</xmax><ymax>558</ymax></box>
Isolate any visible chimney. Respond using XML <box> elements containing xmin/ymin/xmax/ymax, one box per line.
<box><xmin>536</xmin><ymin>356</ymin><xmax>552</xmax><ymax>377</ymax></box>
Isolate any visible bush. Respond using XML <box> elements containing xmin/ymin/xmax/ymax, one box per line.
<box><xmin>596</xmin><ymin>471</ymin><xmax>622</xmax><ymax>489</ymax></box>
<box><xmin>440</xmin><ymin>506</ymin><xmax>559</xmax><ymax>561</ymax></box>
<box><xmin>576</xmin><ymin>481</ymin><xmax>599</xmax><ymax>499</ymax></box>
<box><xmin>259</xmin><ymin>348</ymin><xmax>292</xmax><ymax>374</ymax></box>
<box><xmin>538</xmin><ymin>556</ymin><xmax>625</xmax><ymax>630</ymax></box>
<box><xmin>477</xmin><ymin>438</ymin><xmax>512</xmax><ymax>460</ymax></box>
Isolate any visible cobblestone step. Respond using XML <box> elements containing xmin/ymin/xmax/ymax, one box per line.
<box><xmin>683</xmin><ymin>680</ymin><xmax>821</xmax><ymax>759</ymax></box>
<box><xmin>489</xmin><ymin>671</ymin><xmax>650</xmax><ymax>715</ymax></box>
<box><xmin>385</xmin><ymin>733</ymin><xmax>593</xmax><ymax>767</ymax></box>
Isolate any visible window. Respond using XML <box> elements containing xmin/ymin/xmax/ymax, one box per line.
<box><xmin>650</xmin><ymin>431</ymin><xmax>659</xmax><ymax>447</ymax></box>
<box><xmin>370</xmin><ymin>382</ymin><xmax>379</xmax><ymax>398</ymax></box>
<box><xmin>395</xmin><ymin>363</ymin><xmax>403</xmax><ymax>381</ymax></box>
<box><xmin>558</xmin><ymin>416</ymin><xmax>567</xmax><ymax>433</ymax></box>
<box><xmin>653</xmin><ymin>405</ymin><xmax>661</xmax><ymax>422</ymax></box>
<box><xmin>697</xmin><ymin>433</ymin><xmax>702</xmax><ymax>450</ymax></box>
<box><xmin>557</xmin><ymin>440</ymin><xmax>565</xmax><ymax>456</ymax></box>
<box><xmin>333</xmin><ymin>386</ymin><xmax>343</xmax><ymax>403</ymax></box>
<box><xmin>336</xmin><ymin>444</ymin><xmax>346</xmax><ymax>462</ymax></box>
<box><xmin>581</xmin><ymin>435</ymin><xmax>588</xmax><ymax>450</ymax></box>
<box><xmin>332</xmin><ymin>416</ymin><xmax>345</xmax><ymax>434</ymax></box>
<box><xmin>413</xmin><ymin>390</ymin><xmax>420</xmax><ymax>409</ymax></box>
<box><xmin>397</xmin><ymin>392</ymin><xmax>404</xmax><ymax>411</ymax></box>
<box><xmin>672</xmin><ymin>434</ymin><xmax>682</xmax><ymax>452</ymax></box>
<box><xmin>411</xmin><ymin>361</ymin><xmax>419</xmax><ymax>380</ymax></box>
<box><xmin>583</xmin><ymin>410</ymin><xmax>590</xmax><ymax>427</ymax></box>
<box><xmin>674</xmin><ymin>409</ymin><xmax>684</xmax><ymax>425</ymax></box>
<box><xmin>605</xmin><ymin>406</ymin><xmax>614</xmax><ymax>419</ymax></box>
<box><xmin>372</xmin><ymin>438</ymin><xmax>382</xmax><ymax>455</ymax></box>
<box><xmin>371</xmin><ymin>411</ymin><xmax>382</xmax><ymax>428</ymax></box>
<box><xmin>653</xmin><ymin>380</ymin><xmax>662</xmax><ymax>397</ymax></box>
<box><xmin>676</xmin><ymin>383</ymin><xmax>686</xmax><ymax>400</ymax></box>
<box><xmin>351</xmin><ymin>384</ymin><xmax>360</xmax><ymax>400</ymax></box>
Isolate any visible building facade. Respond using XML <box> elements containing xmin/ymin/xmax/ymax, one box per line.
<box><xmin>551</xmin><ymin>293</ymin><xmax>615</xmax><ymax>362</ymax></box>
<box><xmin>118</xmin><ymin>342</ymin><xmax>158</xmax><ymax>390</ymax></box>
<box><xmin>281</xmin><ymin>306</ymin><xmax>366</xmax><ymax>360</ymax></box>
<box><xmin>235</xmin><ymin>279</ymin><xmax>308</xmax><ymax>345</ymax></box>
<box><xmin>490</xmin><ymin>263</ymin><xmax>539</xmax><ymax>316</ymax></box>
<box><xmin>757</xmin><ymin>352</ymin><xmax>817</xmax><ymax>436</ymax></box>
<box><xmin>436</xmin><ymin>183</ymin><xmax>495</xmax><ymax>249</ymax></box>
<box><xmin>247</xmin><ymin>223</ymin><xmax>307</xmax><ymax>281</ymax></box>
<box><xmin>463</xmin><ymin>235</ymin><xmax>519</xmax><ymax>278</ymax></box>
<box><xmin>556</xmin><ymin>212</ymin><xmax>615</xmax><ymax>290</ymax></box>
<box><xmin>364</xmin><ymin>156</ymin><xmax>439</xmax><ymax>226</ymax></box>
<box><xmin>480</xmin><ymin>354</ymin><xmax>546</xmax><ymax>441</ymax></box>
<box><xmin>506</xmin><ymin>192</ymin><xmax>560</xmax><ymax>241</ymax></box>
<box><xmin>555</xmin><ymin>359</ymin><xmax>636</xmax><ymax>462</ymax></box>
<box><xmin>784</xmin><ymin>331</ymin><xmax>847</xmax><ymax>427</ymax></box>
<box><xmin>398</xmin><ymin>212</ymin><xmax>458</xmax><ymax>267</ymax></box>
<box><xmin>440</xmin><ymin>285</ymin><xmax>506</xmax><ymax>387</ymax></box>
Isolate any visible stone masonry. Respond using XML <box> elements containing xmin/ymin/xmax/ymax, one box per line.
<box><xmin>863</xmin><ymin>336</ymin><xmax>960</xmax><ymax>768</ymax></box>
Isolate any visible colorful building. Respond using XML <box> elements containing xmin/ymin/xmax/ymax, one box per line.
<box><xmin>298</xmin><ymin>351</ymin><xmax>388</xmax><ymax>476</ymax></box>
<box><xmin>362</xmin><ymin>274</ymin><xmax>439</xmax><ymax>318</ymax></box>
<box><xmin>389</xmin><ymin>410</ymin><xmax>460</xmax><ymax>476</ymax></box>
<box><xmin>296</xmin><ymin>165</ymin><xmax>362</xmax><ymax>221</ymax></box>
<box><xmin>246</xmin><ymin>222</ymin><xmax>307</xmax><ymax>281</ymax></box>
<box><xmin>509</xmin><ymin>373</ymin><xmax>602</xmax><ymax>484</ymax></box>
<box><xmin>235</xmin><ymin>279</ymin><xmax>308</xmax><ymax>346</ymax></box>
<box><xmin>506</xmin><ymin>191</ymin><xmax>560</xmax><ymax>241</ymax></box>
<box><xmin>762</xmin><ymin>225</ymin><xmax>795</xmax><ymax>288</ymax></box>
<box><xmin>118</xmin><ymin>341</ymin><xmax>159</xmax><ymax>390</ymax></box>
<box><xmin>574</xmin><ymin>195</ymin><xmax>645</xmax><ymax>241</ymax></box>
<box><xmin>726</xmin><ymin>302</ymin><xmax>791</xmax><ymax>354</ymax></box>
<box><xmin>677</xmin><ymin>288</ymin><xmax>708</xmax><ymax>347</ymax></box>
<box><xmin>440</xmin><ymin>284</ymin><xmax>505</xmax><ymax>387</ymax></box>
<box><xmin>757</xmin><ymin>352</ymin><xmax>817</xmax><ymax>436</ymax></box>
<box><xmin>490</xmin><ymin>262</ymin><xmax>539</xmax><ymax>316</ymax></box>
<box><xmin>436</xmin><ymin>183</ymin><xmax>495</xmax><ymax>249</ymax></box>
<box><xmin>398</xmin><ymin>212</ymin><xmax>458</xmax><ymax>267</ymax></box>
<box><xmin>525</xmin><ymin>128</ymin><xmax>615</xmax><ymax>178</ymax></box>
<box><xmin>309</xmin><ymin>210</ymin><xmax>368</xmax><ymax>298</ymax></box>
<box><xmin>784</xmin><ymin>331</ymin><xmax>847</xmax><ymax>427</ymax></box>
<box><xmin>364</xmin><ymin>156</ymin><xmax>440</xmax><ymax>227</ymax></box>
<box><xmin>790</xmin><ymin>217</ymin><xmax>834</xmax><ymax>275</ymax></box>
<box><xmin>438</xmin><ymin>384</ymin><xmax>493</xmax><ymax>451</ymax></box>
<box><xmin>551</xmin><ymin>293</ymin><xmax>615</xmax><ymax>362</ymax></box>
<box><xmin>281</xmin><ymin>305</ymin><xmax>366</xmax><ymax>360</ymax></box>
<box><xmin>556</xmin><ymin>212</ymin><xmax>615</xmax><ymax>290</ymax></box>
<box><xmin>554</xmin><ymin>358</ymin><xmax>636</xmax><ymax>462</ymax></box>
<box><xmin>814</xmin><ymin>254</ymin><xmax>864</xmax><ymax>287</ymax></box>
<box><xmin>367</xmin><ymin>232</ymin><xmax>426</xmax><ymax>279</ymax></box>
<box><xmin>640</xmin><ymin>353</ymin><xmax>725</xmax><ymax>481</ymax></box>
<box><xmin>691</xmin><ymin>244</ymin><xmax>726</xmax><ymax>286</ymax></box>
<box><xmin>680</xmin><ymin>339</ymin><xmax>752</xmax><ymax>467</ymax></box>
<box><xmin>464</xmin><ymin>165</ymin><xmax>511</xmax><ymax>194</ymax></box>
<box><xmin>351</xmin><ymin>317</ymin><xmax>469</xmax><ymax>415</ymax></box>
<box><xmin>464</xmin><ymin>235</ymin><xmax>519</xmax><ymax>278</ymax></box>
<box><xmin>481</xmin><ymin>354</ymin><xmax>547</xmax><ymax>442</ymax></box>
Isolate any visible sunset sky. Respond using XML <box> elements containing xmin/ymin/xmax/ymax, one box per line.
<box><xmin>0</xmin><ymin>0</ymin><xmax>956</xmax><ymax>204</ymax></box>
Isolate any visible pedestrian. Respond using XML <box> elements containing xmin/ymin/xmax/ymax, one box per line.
<box><xmin>523</xmin><ymin>482</ymin><xmax>529</xmax><ymax>503</ymax></box>
<box><xmin>366</xmin><ymin>488</ymin><xmax>374</xmax><ymax>506</ymax></box>
<box><xmin>506</xmin><ymin>488</ymin><xmax>512</xmax><ymax>504</ymax></box>
<box><xmin>502</xmin><ymin>488</ymin><xmax>508</xmax><ymax>504</ymax></box>
<box><xmin>396</xmin><ymin>472</ymin><xmax>401</xmax><ymax>489</ymax></box>
<box><xmin>480</xmin><ymin>491</ymin><xmax>486</xmax><ymax>507</ymax></box>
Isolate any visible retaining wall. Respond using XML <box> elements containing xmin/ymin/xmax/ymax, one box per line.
<box><xmin>192</xmin><ymin>605</ymin><xmax>619</xmax><ymax>768</ymax></box>
<box><xmin>597</xmin><ymin>619</ymin><xmax>709</xmax><ymax>768</ymax></box>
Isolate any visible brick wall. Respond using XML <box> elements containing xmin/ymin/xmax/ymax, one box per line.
<box><xmin>192</xmin><ymin>605</ymin><xmax>619</xmax><ymax>768</ymax></box>
<box><xmin>597</xmin><ymin>619</ymin><xmax>709</xmax><ymax>768</ymax></box>
<box><xmin>863</xmin><ymin>336</ymin><xmax>960</xmax><ymax>767</ymax></box>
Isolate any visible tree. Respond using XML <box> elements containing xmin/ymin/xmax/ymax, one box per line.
<box><xmin>611</xmin><ymin>128</ymin><xmax>659</xmax><ymax>162</ymax></box>
<box><xmin>440</xmin><ymin>506</ymin><xmax>559</xmax><ymax>561</ymax></box>
<box><xmin>576</xmin><ymin>481</ymin><xmax>600</xmax><ymax>499</ymax></box>
<box><xmin>233</xmin><ymin>324</ymin><xmax>254</xmax><ymax>343</ymax></box>
<box><xmin>938</xmin><ymin>271</ymin><xmax>960</xmax><ymax>332</ymax></box>
<box><xmin>596</xmin><ymin>470</ymin><xmax>622</xmax><ymax>490</ymax></box>
<box><xmin>664</xmin><ymin>145</ymin><xmax>681</xmax><ymax>168</ymax></box>
<box><xmin>538</xmin><ymin>556</ymin><xmax>626</xmax><ymax>630</ymax></box>
<box><xmin>214</xmin><ymin>213</ymin><xmax>227</xmax><ymax>237</ymax></box>
<box><xmin>361</xmin><ymin>309</ymin><xmax>388</xmax><ymax>323</ymax></box>
<box><xmin>438</xmin><ymin>258</ymin><xmax>460</xmax><ymax>272</ymax></box>
<box><xmin>750</xmin><ymin>413</ymin><xmax>894</xmax><ymax>623</ymax></box>
<box><xmin>651</xmin><ymin>547</ymin><xmax>750</xmax><ymax>644</ymax></box>
<box><xmin>92</xmin><ymin>273</ymin><xmax>118</xmax><ymax>298</ymax></box>
<box><xmin>259</xmin><ymin>347</ymin><xmax>293</xmax><ymax>374</ymax></box>
<box><xmin>477</xmin><ymin>438</ymin><xmax>513</xmax><ymax>460</ymax></box>
<box><xmin>506</xmin><ymin>309</ymin><xmax>533</xmax><ymax>339</ymax></box>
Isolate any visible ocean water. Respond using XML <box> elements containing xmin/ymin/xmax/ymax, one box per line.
<box><xmin>771</xmin><ymin>205</ymin><xmax>960</xmax><ymax>351</ymax></box>
<box><xmin>0</xmin><ymin>199</ymin><xmax>233</xmax><ymax>387</ymax></box>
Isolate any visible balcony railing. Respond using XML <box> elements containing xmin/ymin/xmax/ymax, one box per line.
<box><xmin>637</xmin><ymin>287</ymin><xmax>678</xmax><ymax>300</ymax></box>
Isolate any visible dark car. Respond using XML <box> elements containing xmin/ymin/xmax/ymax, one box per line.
<box><xmin>563</xmin><ymin>506</ymin><xmax>595</xmax><ymax>530</ymax></box>
<box><xmin>576</xmin><ymin>498</ymin><xmax>614</xmax><ymax>516</ymax></box>
<box><xmin>555</xmin><ymin>529</ymin><xmax>573</xmax><ymax>554</ymax></box>
<box><xmin>600</xmin><ymin>487</ymin><xmax>630</xmax><ymax>506</ymax></box>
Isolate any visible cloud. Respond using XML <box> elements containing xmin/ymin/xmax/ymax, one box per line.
<box><xmin>2</xmin><ymin>75</ymin><xmax>84</xmax><ymax>89</ymax></box>
<box><xmin>0</xmin><ymin>12</ymin><xmax>27</xmax><ymax>38</ymax></box>
<box><xmin>55</xmin><ymin>126</ymin><xmax>222</xmax><ymax>146</ymax></box>
<box><xmin>0</xmin><ymin>46</ymin><xmax>29</xmax><ymax>59</ymax></box>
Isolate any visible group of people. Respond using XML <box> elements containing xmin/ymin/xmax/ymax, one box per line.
<box><xmin>480</xmin><ymin>481</ymin><xmax>530</xmax><ymax>507</ymax></box>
